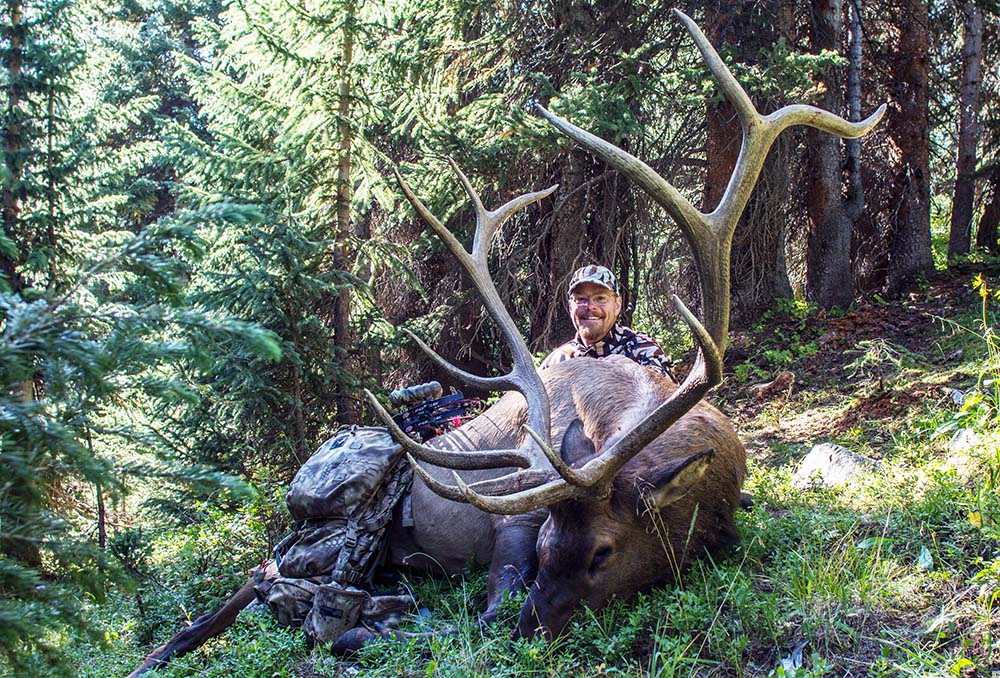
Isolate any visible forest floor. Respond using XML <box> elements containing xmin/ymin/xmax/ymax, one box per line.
<box><xmin>722</xmin><ymin>266</ymin><xmax>982</xmax><ymax>465</ymax></box>
<box><xmin>711</xmin><ymin>265</ymin><xmax>1000</xmax><ymax>676</ymax></box>
<box><xmin>67</xmin><ymin>266</ymin><xmax>1000</xmax><ymax>678</ymax></box>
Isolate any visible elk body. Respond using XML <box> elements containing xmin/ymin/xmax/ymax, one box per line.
<box><xmin>389</xmin><ymin>355</ymin><xmax>745</xmax><ymax>638</ymax></box>
<box><xmin>131</xmin><ymin>10</ymin><xmax>884</xmax><ymax>676</ymax></box>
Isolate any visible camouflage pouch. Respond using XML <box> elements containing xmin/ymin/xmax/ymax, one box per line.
<box><xmin>302</xmin><ymin>583</ymin><xmax>367</xmax><ymax>644</ymax></box>
<box><xmin>285</xmin><ymin>426</ymin><xmax>405</xmax><ymax>521</ymax></box>
<box><xmin>265</xmin><ymin>577</ymin><xmax>323</xmax><ymax>627</ymax></box>
<box><xmin>273</xmin><ymin>519</ymin><xmax>348</xmax><ymax>579</ymax></box>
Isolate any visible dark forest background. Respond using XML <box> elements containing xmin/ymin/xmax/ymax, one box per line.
<box><xmin>1</xmin><ymin>0</ymin><xmax>998</xmax><ymax>672</ymax></box>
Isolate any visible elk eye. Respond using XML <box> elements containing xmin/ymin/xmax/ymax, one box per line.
<box><xmin>589</xmin><ymin>546</ymin><xmax>613</xmax><ymax>574</ymax></box>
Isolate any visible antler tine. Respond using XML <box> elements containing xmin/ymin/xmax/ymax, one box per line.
<box><xmin>523</xmin><ymin>424</ymin><xmax>589</xmax><ymax>487</ymax></box>
<box><xmin>766</xmin><ymin>103</ymin><xmax>887</xmax><ymax>140</ymax></box>
<box><xmin>481</xmin><ymin>186</ymin><xmax>562</xmax><ymax>261</ymax></box>
<box><xmin>407</xmin><ymin>450</ymin><xmax>562</xmax><ymax>503</ymax></box>
<box><xmin>447</xmin><ymin>157</ymin><xmax>488</xmax><ymax>218</ymax></box>
<box><xmin>392</xmin><ymin>162</ymin><xmax>557</xmax><ymax>466</ymax></box>
<box><xmin>454</xmin><ymin>474</ymin><xmax>584</xmax><ymax>514</ymax></box>
<box><xmin>406</xmin><ymin>455</ymin><xmax>468</xmax><ymax>502</ymax></box>
<box><xmin>671</xmin><ymin>9</ymin><xmax>756</xmax><ymax>124</ymax></box>
<box><xmin>364</xmin><ymin>390</ymin><xmax>532</xmax><ymax>470</ymax></box>
<box><xmin>393</xmin><ymin>166</ymin><xmax>476</xmax><ymax>273</ymax></box>
<box><xmin>532</xmin><ymin>103</ymin><xmax>704</xmax><ymax>242</ymax></box>
<box><xmin>720</xmin><ymin>104</ymin><xmax>886</xmax><ymax>223</ymax></box>
<box><xmin>445</xmin><ymin>158</ymin><xmax>559</xmax><ymax>263</ymax></box>
<box><xmin>402</xmin><ymin>329</ymin><xmax>517</xmax><ymax>392</ymax></box>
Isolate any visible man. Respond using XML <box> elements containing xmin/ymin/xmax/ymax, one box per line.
<box><xmin>540</xmin><ymin>265</ymin><xmax>676</xmax><ymax>382</ymax></box>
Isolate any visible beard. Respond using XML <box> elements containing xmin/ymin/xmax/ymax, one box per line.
<box><xmin>574</xmin><ymin>313</ymin><xmax>613</xmax><ymax>345</ymax></box>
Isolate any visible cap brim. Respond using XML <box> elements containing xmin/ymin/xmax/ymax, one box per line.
<box><xmin>568</xmin><ymin>279</ymin><xmax>616</xmax><ymax>294</ymax></box>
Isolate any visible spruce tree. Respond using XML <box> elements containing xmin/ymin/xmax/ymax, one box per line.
<box><xmin>0</xmin><ymin>1</ymin><xmax>281</xmax><ymax>671</ymax></box>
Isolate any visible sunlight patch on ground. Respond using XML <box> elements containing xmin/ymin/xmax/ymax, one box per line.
<box><xmin>742</xmin><ymin>402</ymin><xmax>849</xmax><ymax>453</ymax></box>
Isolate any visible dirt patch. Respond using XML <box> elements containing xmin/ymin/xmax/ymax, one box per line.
<box><xmin>836</xmin><ymin>389</ymin><xmax>923</xmax><ymax>433</ymax></box>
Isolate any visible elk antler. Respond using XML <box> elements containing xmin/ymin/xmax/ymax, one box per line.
<box><xmin>374</xmin><ymin>10</ymin><xmax>885</xmax><ymax>514</ymax></box>
<box><xmin>364</xmin><ymin>159</ymin><xmax>561</xmax><ymax>482</ymax></box>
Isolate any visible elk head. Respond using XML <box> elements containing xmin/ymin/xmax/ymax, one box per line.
<box><xmin>367</xmin><ymin>8</ymin><xmax>885</xmax><ymax>640</ymax></box>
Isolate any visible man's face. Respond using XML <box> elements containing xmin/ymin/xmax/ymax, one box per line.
<box><xmin>568</xmin><ymin>282</ymin><xmax>621</xmax><ymax>346</ymax></box>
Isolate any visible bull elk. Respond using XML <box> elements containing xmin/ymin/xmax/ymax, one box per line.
<box><xmin>130</xmin><ymin>10</ymin><xmax>884</xmax><ymax>675</ymax></box>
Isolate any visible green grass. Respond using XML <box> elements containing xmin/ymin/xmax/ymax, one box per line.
<box><xmin>51</xmin><ymin>465</ymin><xmax>999</xmax><ymax>676</ymax></box>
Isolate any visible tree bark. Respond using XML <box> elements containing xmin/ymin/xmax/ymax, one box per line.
<box><xmin>1</xmin><ymin>0</ymin><xmax>24</xmax><ymax>292</ymax></box>
<box><xmin>947</xmin><ymin>0</ymin><xmax>983</xmax><ymax>261</ymax></box>
<box><xmin>45</xmin><ymin>79</ymin><xmax>57</xmax><ymax>287</ymax></box>
<box><xmin>84</xmin><ymin>428</ymin><xmax>107</xmax><ymax>550</ymax></box>
<box><xmin>805</xmin><ymin>0</ymin><xmax>854</xmax><ymax>310</ymax></box>
<box><xmin>976</xmin><ymin>166</ymin><xmax>1000</xmax><ymax>254</ymax></box>
<box><xmin>857</xmin><ymin>0</ymin><xmax>934</xmax><ymax>297</ymax></box>
<box><xmin>96</xmin><ymin>482</ymin><xmax>106</xmax><ymax>550</ymax></box>
<box><xmin>532</xmin><ymin>151</ymin><xmax>589</xmax><ymax>350</ymax></box>
<box><xmin>331</xmin><ymin>0</ymin><xmax>356</xmax><ymax>425</ymax></box>
<box><xmin>844</xmin><ymin>0</ymin><xmax>864</xmax><ymax>224</ymax></box>
<box><xmin>885</xmin><ymin>0</ymin><xmax>933</xmax><ymax>295</ymax></box>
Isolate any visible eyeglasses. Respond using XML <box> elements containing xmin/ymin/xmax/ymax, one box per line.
<box><xmin>570</xmin><ymin>293</ymin><xmax>616</xmax><ymax>307</ymax></box>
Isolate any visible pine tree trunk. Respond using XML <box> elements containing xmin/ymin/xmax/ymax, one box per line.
<box><xmin>976</xmin><ymin>166</ymin><xmax>1000</xmax><ymax>254</ymax></box>
<box><xmin>805</xmin><ymin>0</ymin><xmax>854</xmax><ymax>310</ymax></box>
<box><xmin>947</xmin><ymin>0</ymin><xmax>983</xmax><ymax>261</ymax></box>
<box><xmin>884</xmin><ymin>0</ymin><xmax>933</xmax><ymax>296</ymax></box>
<box><xmin>533</xmin><ymin>152</ymin><xmax>587</xmax><ymax>350</ymax></box>
<box><xmin>331</xmin><ymin>0</ymin><xmax>356</xmax><ymax>425</ymax></box>
<box><xmin>85</xmin><ymin>428</ymin><xmax>107</xmax><ymax>549</ymax></box>
<box><xmin>45</xmin><ymin>80</ymin><xmax>56</xmax><ymax>286</ymax></box>
<box><xmin>844</xmin><ymin>0</ymin><xmax>863</xmax><ymax>223</ymax></box>
<box><xmin>1</xmin><ymin>0</ymin><xmax>24</xmax><ymax>292</ymax></box>
<box><xmin>96</xmin><ymin>485</ymin><xmax>106</xmax><ymax>549</ymax></box>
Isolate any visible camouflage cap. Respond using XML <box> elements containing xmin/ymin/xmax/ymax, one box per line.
<box><xmin>568</xmin><ymin>265</ymin><xmax>618</xmax><ymax>295</ymax></box>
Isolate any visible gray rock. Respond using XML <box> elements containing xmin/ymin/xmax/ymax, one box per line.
<box><xmin>792</xmin><ymin>443</ymin><xmax>876</xmax><ymax>489</ymax></box>
<box><xmin>947</xmin><ymin>427</ymin><xmax>980</xmax><ymax>453</ymax></box>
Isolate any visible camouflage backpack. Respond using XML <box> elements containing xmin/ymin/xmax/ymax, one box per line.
<box><xmin>259</xmin><ymin>426</ymin><xmax>414</xmax><ymax>643</ymax></box>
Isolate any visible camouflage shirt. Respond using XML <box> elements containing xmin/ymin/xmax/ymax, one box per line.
<box><xmin>540</xmin><ymin>323</ymin><xmax>677</xmax><ymax>382</ymax></box>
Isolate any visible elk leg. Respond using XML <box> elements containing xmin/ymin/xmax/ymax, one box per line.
<box><xmin>334</xmin><ymin>515</ymin><xmax>542</xmax><ymax>653</ymax></box>
<box><xmin>481</xmin><ymin>514</ymin><xmax>542</xmax><ymax>624</ymax></box>
<box><xmin>330</xmin><ymin>621</ymin><xmax>436</xmax><ymax>654</ymax></box>
<box><xmin>128</xmin><ymin>560</ymin><xmax>279</xmax><ymax>678</ymax></box>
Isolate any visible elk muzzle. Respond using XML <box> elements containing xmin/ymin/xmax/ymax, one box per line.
<box><xmin>514</xmin><ymin>581</ymin><xmax>582</xmax><ymax>641</ymax></box>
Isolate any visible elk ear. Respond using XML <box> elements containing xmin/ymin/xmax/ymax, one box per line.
<box><xmin>559</xmin><ymin>418</ymin><xmax>596</xmax><ymax>466</ymax></box>
<box><xmin>648</xmin><ymin>448</ymin><xmax>715</xmax><ymax>508</ymax></box>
